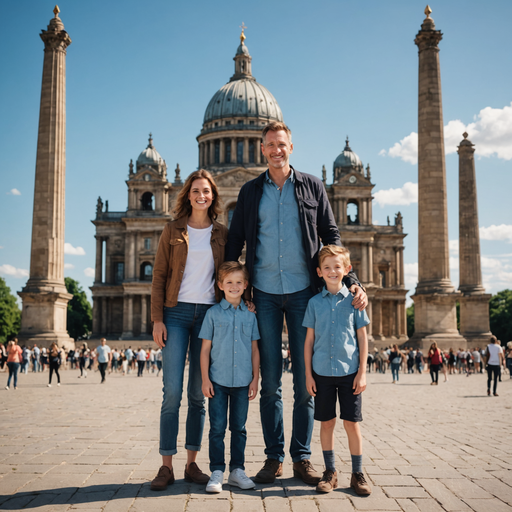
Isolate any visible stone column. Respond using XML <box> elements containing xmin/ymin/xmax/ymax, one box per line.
<box><xmin>399</xmin><ymin>248</ymin><xmax>404</xmax><ymax>286</ymax></box>
<box><xmin>95</xmin><ymin>237</ymin><xmax>103</xmax><ymax>284</ymax></box>
<box><xmin>122</xmin><ymin>295</ymin><xmax>134</xmax><ymax>339</ymax></box>
<box><xmin>457</xmin><ymin>133</ymin><xmax>492</xmax><ymax>346</ymax></box>
<box><xmin>410</xmin><ymin>7</ymin><xmax>464</xmax><ymax>350</ymax></box>
<box><xmin>243</xmin><ymin>138</ymin><xmax>249</xmax><ymax>163</ymax></box>
<box><xmin>219</xmin><ymin>139</ymin><xmax>225</xmax><ymax>164</ymax></box>
<box><xmin>368</xmin><ymin>243</ymin><xmax>374</xmax><ymax>284</ymax></box>
<box><xmin>101</xmin><ymin>297</ymin><xmax>108</xmax><ymax>334</ymax></box>
<box><xmin>231</xmin><ymin>139</ymin><xmax>237</xmax><ymax>164</ymax></box>
<box><xmin>18</xmin><ymin>8</ymin><xmax>73</xmax><ymax>350</ymax></box>
<box><xmin>125</xmin><ymin>233</ymin><xmax>135</xmax><ymax>280</ymax></box>
<box><xmin>104</xmin><ymin>238</ymin><xmax>111</xmax><ymax>284</ymax></box>
<box><xmin>361</xmin><ymin>243</ymin><xmax>368</xmax><ymax>284</ymax></box>
<box><xmin>255</xmin><ymin>139</ymin><xmax>261</xmax><ymax>164</ymax></box>
<box><xmin>92</xmin><ymin>297</ymin><xmax>100</xmax><ymax>335</ymax></box>
<box><xmin>394</xmin><ymin>247</ymin><xmax>401</xmax><ymax>286</ymax></box>
<box><xmin>374</xmin><ymin>300</ymin><xmax>383</xmax><ymax>339</ymax></box>
<box><xmin>141</xmin><ymin>295</ymin><xmax>147</xmax><ymax>335</ymax></box>
<box><xmin>209</xmin><ymin>141</ymin><xmax>215</xmax><ymax>165</ymax></box>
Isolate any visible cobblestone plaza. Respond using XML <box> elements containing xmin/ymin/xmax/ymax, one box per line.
<box><xmin>1</xmin><ymin>369</ymin><xmax>511</xmax><ymax>511</ymax></box>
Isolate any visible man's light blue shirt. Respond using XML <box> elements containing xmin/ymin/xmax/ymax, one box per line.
<box><xmin>303</xmin><ymin>285</ymin><xmax>370</xmax><ymax>377</ymax></box>
<box><xmin>199</xmin><ymin>299</ymin><xmax>260</xmax><ymax>388</ymax></box>
<box><xmin>96</xmin><ymin>344</ymin><xmax>111</xmax><ymax>364</ymax></box>
<box><xmin>252</xmin><ymin>170</ymin><xmax>310</xmax><ymax>295</ymax></box>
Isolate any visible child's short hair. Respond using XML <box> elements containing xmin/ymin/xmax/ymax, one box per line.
<box><xmin>217</xmin><ymin>261</ymin><xmax>249</xmax><ymax>283</ymax></box>
<box><xmin>318</xmin><ymin>245</ymin><xmax>351</xmax><ymax>269</ymax></box>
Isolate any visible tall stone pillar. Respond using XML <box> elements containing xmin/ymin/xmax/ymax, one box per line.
<box><xmin>457</xmin><ymin>133</ymin><xmax>492</xmax><ymax>346</ymax></box>
<box><xmin>94</xmin><ymin>236</ymin><xmax>103</xmax><ymax>284</ymax></box>
<box><xmin>140</xmin><ymin>295</ymin><xmax>147</xmax><ymax>335</ymax></box>
<box><xmin>18</xmin><ymin>7</ymin><xmax>74</xmax><ymax>350</ymax></box>
<box><xmin>410</xmin><ymin>6</ymin><xmax>465</xmax><ymax>350</ymax></box>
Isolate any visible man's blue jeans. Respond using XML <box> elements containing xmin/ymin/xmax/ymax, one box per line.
<box><xmin>391</xmin><ymin>362</ymin><xmax>400</xmax><ymax>381</ymax></box>
<box><xmin>7</xmin><ymin>362</ymin><xmax>20</xmax><ymax>388</ymax></box>
<box><xmin>208</xmin><ymin>381</ymin><xmax>249</xmax><ymax>472</ymax></box>
<box><xmin>160</xmin><ymin>302</ymin><xmax>211</xmax><ymax>456</ymax></box>
<box><xmin>252</xmin><ymin>287</ymin><xmax>314</xmax><ymax>463</ymax></box>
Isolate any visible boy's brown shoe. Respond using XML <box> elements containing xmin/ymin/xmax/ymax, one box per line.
<box><xmin>316</xmin><ymin>469</ymin><xmax>338</xmax><ymax>493</ymax></box>
<box><xmin>293</xmin><ymin>459</ymin><xmax>321</xmax><ymax>485</ymax></box>
<box><xmin>254</xmin><ymin>458</ymin><xmax>283</xmax><ymax>483</ymax></box>
<box><xmin>150</xmin><ymin>465</ymin><xmax>175</xmax><ymax>491</ymax></box>
<box><xmin>184</xmin><ymin>462</ymin><xmax>210</xmax><ymax>484</ymax></box>
<box><xmin>350</xmin><ymin>472</ymin><xmax>372</xmax><ymax>495</ymax></box>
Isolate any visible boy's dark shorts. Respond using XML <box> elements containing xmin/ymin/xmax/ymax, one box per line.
<box><xmin>313</xmin><ymin>371</ymin><xmax>362</xmax><ymax>423</ymax></box>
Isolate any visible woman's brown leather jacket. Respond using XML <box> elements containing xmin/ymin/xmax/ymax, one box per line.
<box><xmin>151</xmin><ymin>216</ymin><xmax>228</xmax><ymax>323</ymax></box>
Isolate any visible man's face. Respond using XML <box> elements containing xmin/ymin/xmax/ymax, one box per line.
<box><xmin>261</xmin><ymin>130</ymin><xmax>293</xmax><ymax>173</ymax></box>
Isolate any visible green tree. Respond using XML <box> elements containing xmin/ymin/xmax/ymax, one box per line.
<box><xmin>489</xmin><ymin>289</ymin><xmax>512</xmax><ymax>343</ymax></box>
<box><xmin>0</xmin><ymin>277</ymin><xmax>21</xmax><ymax>343</ymax></box>
<box><xmin>65</xmin><ymin>277</ymin><xmax>92</xmax><ymax>340</ymax></box>
<box><xmin>406</xmin><ymin>303</ymin><xmax>414</xmax><ymax>338</ymax></box>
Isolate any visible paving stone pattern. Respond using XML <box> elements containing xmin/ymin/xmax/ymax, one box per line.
<box><xmin>0</xmin><ymin>368</ymin><xmax>511</xmax><ymax>511</ymax></box>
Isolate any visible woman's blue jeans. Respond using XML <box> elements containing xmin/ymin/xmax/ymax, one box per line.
<box><xmin>7</xmin><ymin>362</ymin><xmax>20</xmax><ymax>388</ymax></box>
<box><xmin>391</xmin><ymin>362</ymin><xmax>400</xmax><ymax>381</ymax></box>
<box><xmin>252</xmin><ymin>287</ymin><xmax>314</xmax><ymax>463</ymax></box>
<box><xmin>208</xmin><ymin>381</ymin><xmax>249</xmax><ymax>472</ymax></box>
<box><xmin>160</xmin><ymin>302</ymin><xmax>211</xmax><ymax>456</ymax></box>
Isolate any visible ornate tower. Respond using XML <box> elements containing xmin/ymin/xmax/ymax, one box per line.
<box><xmin>410</xmin><ymin>6</ymin><xmax>465</xmax><ymax>349</ymax></box>
<box><xmin>18</xmin><ymin>7</ymin><xmax>74</xmax><ymax>350</ymax></box>
<box><xmin>457</xmin><ymin>133</ymin><xmax>492</xmax><ymax>346</ymax></box>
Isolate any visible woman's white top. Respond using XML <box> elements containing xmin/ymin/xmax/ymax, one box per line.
<box><xmin>487</xmin><ymin>343</ymin><xmax>501</xmax><ymax>365</ymax></box>
<box><xmin>178</xmin><ymin>224</ymin><xmax>216</xmax><ymax>305</ymax></box>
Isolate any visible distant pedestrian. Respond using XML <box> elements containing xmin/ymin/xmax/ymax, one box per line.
<box><xmin>121</xmin><ymin>352</ymin><xmax>128</xmax><ymax>375</ymax></box>
<box><xmin>137</xmin><ymin>347</ymin><xmax>147</xmax><ymax>377</ymax></box>
<box><xmin>428</xmin><ymin>342</ymin><xmax>442</xmax><ymax>385</ymax></box>
<box><xmin>47</xmin><ymin>342</ymin><xmax>62</xmax><ymax>387</ymax></box>
<box><xmin>472</xmin><ymin>348</ymin><xmax>481</xmax><ymax>373</ymax></box>
<box><xmin>389</xmin><ymin>344</ymin><xmax>405</xmax><ymax>383</ymax></box>
<box><xmin>21</xmin><ymin>345</ymin><xmax>31</xmax><ymax>374</ymax></box>
<box><xmin>78</xmin><ymin>343</ymin><xmax>90</xmax><ymax>378</ymax></box>
<box><xmin>0</xmin><ymin>342</ymin><xmax>7</xmax><ymax>371</ymax></box>
<box><xmin>96</xmin><ymin>338</ymin><xmax>112</xmax><ymax>384</ymax></box>
<box><xmin>155</xmin><ymin>348</ymin><xmax>162</xmax><ymax>376</ymax></box>
<box><xmin>415</xmin><ymin>350</ymin><xmax>424</xmax><ymax>373</ymax></box>
<box><xmin>6</xmin><ymin>339</ymin><xmax>22</xmax><ymax>390</ymax></box>
<box><xmin>448</xmin><ymin>348</ymin><xmax>456</xmax><ymax>374</ymax></box>
<box><xmin>32</xmin><ymin>344</ymin><xmax>40</xmax><ymax>372</ymax></box>
<box><xmin>485</xmin><ymin>336</ymin><xmax>505</xmax><ymax>396</ymax></box>
<box><xmin>506</xmin><ymin>342</ymin><xmax>512</xmax><ymax>378</ymax></box>
<box><xmin>407</xmin><ymin>348</ymin><xmax>415</xmax><ymax>374</ymax></box>
<box><xmin>125</xmin><ymin>346</ymin><xmax>133</xmax><ymax>373</ymax></box>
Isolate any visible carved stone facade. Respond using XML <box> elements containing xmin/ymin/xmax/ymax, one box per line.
<box><xmin>90</xmin><ymin>34</ymin><xmax>407</xmax><ymax>347</ymax></box>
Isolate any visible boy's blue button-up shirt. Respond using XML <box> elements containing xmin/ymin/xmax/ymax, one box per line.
<box><xmin>252</xmin><ymin>170</ymin><xmax>310</xmax><ymax>295</ymax></box>
<box><xmin>199</xmin><ymin>299</ymin><xmax>260</xmax><ymax>388</ymax></box>
<box><xmin>302</xmin><ymin>285</ymin><xmax>370</xmax><ymax>377</ymax></box>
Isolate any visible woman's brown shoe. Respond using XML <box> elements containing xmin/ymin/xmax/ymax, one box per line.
<box><xmin>350</xmin><ymin>472</ymin><xmax>372</xmax><ymax>495</ymax></box>
<box><xmin>150</xmin><ymin>465</ymin><xmax>175</xmax><ymax>491</ymax></box>
<box><xmin>184</xmin><ymin>462</ymin><xmax>210</xmax><ymax>484</ymax></box>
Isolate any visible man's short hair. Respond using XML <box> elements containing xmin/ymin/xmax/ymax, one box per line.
<box><xmin>217</xmin><ymin>261</ymin><xmax>249</xmax><ymax>283</ymax></box>
<box><xmin>318</xmin><ymin>245</ymin><xmax>351</xmax><ymax>269</ymax></box>
<box><xmin>262</xmin><ymin>121</ymin><xmax>292</xmax><ymax>143</ymax></box>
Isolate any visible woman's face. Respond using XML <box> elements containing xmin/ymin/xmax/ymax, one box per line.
<box><xmin>188</xmin><ymin>178</ymin><xmax>213</xmax><ymax>213</ymax></box>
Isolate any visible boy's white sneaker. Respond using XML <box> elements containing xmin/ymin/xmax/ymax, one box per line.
<box><xmin>228</xmin><ymin>468</ymin><xmax>255</xmax><ymax>489</ymax></box>
<box><xmin>206</xmin><ymin>470</ymin><xmax>224</xmax><ymax>493</ymax></box>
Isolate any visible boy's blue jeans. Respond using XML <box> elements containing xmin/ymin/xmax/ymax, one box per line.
<box><xmin>208</xmin><ymin>381</ymin><xmax>250</xmax><ymax>472</ymax></box>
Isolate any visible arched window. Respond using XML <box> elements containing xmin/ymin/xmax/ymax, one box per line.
<box><xmin>237</xmin><ymin>140</ymin><xmax>243</xmax><ymax>164</ymax></box>
<box><xmin>347</xmin><ymin>200</ymin><xmax>359</xmax><ymax>225</ymax></box>
<box><xmin>140</xmin><ymin>262</ymin><xmax>153</xmax><ymax>281</ymax></box>
<box><xmin>141</xmin><ymin>192</ymin><xmax>154</xmax><ymax>211</ymax></box>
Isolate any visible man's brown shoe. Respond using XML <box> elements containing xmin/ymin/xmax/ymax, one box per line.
<box><xmin>350</xmin><ymin>472</ymin><xmax>372</xmax><ymax>495</ymax></box>
<box><xmin>150</xmin><ymin>465</ymin><xmax>175</xmax><ymax>491</ymax></box>
<box><xmin>253</xmin><ymin>458</ymin><xmax>283</xmax><ymax>483</ymax></box>
<box><xmin>293</xmin><ymin>459</ymin><xmax>321</xmax><ymax>485</ymax></box>
<box><xmin>184</xmin><ymin>462</ymin><xmax>210</xmax><ymax>484</ymax></box>
<box><xmin>316</xmin><ymin>469</ymin><xmax>338</xmax><ymax>493</ymax></box>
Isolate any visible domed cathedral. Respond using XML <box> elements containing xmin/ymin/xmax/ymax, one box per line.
<box><xmin>326</xmin><ymin>138</ymin><xmax>408</xmax><ymax>345</ymax></box>
<box><xmin>90</xmin><ymin>29</ymin><xmax>408</xmax><ymax>347</ymax></box>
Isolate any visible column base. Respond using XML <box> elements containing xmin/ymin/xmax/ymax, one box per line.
<box><xmin>459</xmin><ymin>294</ymin><xmax>492</xmax><ymax>349</ymax></box>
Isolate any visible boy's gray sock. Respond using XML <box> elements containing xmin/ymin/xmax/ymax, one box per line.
<box><xmin>351</xmin><ymin>454</ymin><xmax>363</xmax><ymax>473</ymax></box>
<box><xmin>323</xmin><ymin>450</ymin><xmax>336</xmax><ymax>472</ymax></box>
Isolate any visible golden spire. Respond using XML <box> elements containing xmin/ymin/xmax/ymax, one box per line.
<box><xmin>240</xmin><ymin>22</ymin><xmax>247</xmax><ymax>44</ymax></box>
<box><xmin>53</xmin><ymin>5</ymin><xmax>60</xmax><ymax>17</ymax></box>
<box><xmin>424</xmin><ymin>5</ymin><xmax>432</xmax><ymax>18</ymax></box>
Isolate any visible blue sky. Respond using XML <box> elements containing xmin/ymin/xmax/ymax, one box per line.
<box><xmin>1</xmin><ymin>0</ymin><xmax>511</xmax><ymax>304</ymax></box>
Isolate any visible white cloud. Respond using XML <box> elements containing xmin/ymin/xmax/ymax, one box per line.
<box><xmin>404</xmin><ymin>262</ymin><xmax>418</xmax><ymax>291</ymax></box>
<box><xmin>381</xmin><ymin>102</ymin><xmax>512</xmax><ymax>163</ymax></box>
<box><xmin>64</xmin><ymin>263</ymin><xmax>75</xmax><ymax>269</ymax></box>
<box><xmin>449</xmin><ymin>240</ymin><xmax>459</xmax><ymax>255</ymax></box>
<box><xmin>64</xmin><ymin>243</ymin><xmax>86</xmax><ymax>256</ymax></box>
<box><xmin>481</xmin><ymin>255</ymin><xmax>512</xmax><ymax>293</ymax></box>
<box><xmin>6</xmin><ymin>188</ymin><xmax>21</xmax><ymax>195</ymax></box>
<box><xmin>373</xmin><ymin>182</ymin><xmax>418</xmax><ymax>207</ymax></box>
<box><xmin>0</xmin><ymin>264</ymin><xmax>29</xmax><ymax>278</ymax></box>
<box><xmin>449</xmin><ymin>257</ymin><xmax>459</xmax><ymax>271</ymax></box>
<box><xmin>480</xmin><ymin>224</ymin><xmax>512</xmax><ymax>243</ymax></box>
<box><xmin>84</xmin><ymin>267</ymin><xmax>95</xmax><ymax>278</ymax></box>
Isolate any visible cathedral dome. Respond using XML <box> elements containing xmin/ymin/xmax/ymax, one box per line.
<box><xmin>137</xmin><ymin>134</ymin><xmax>164</xmax><ymax>167</ymax></box>
<box><xmin>203</xmin><ymin>79</ymin><xmax>283</xmax><ymax>124</ymax></box>
<box><xmin>333</xmin><ymin>137</ymin><xmax>363</xmax><ymax>173</ymax></box>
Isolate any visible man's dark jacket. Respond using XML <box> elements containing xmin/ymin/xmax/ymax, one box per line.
<box><xmin>225</xmin><ymin>167</ymin><xmax>360</xmax><ymax>295</ymax></box>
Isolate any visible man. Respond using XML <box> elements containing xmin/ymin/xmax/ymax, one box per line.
<box><xmin>125</xmin><ymin>346</ymin><xmax>133</xmax><ymax>374</ymax></box>
<box><xmin>96</xmin><ymin>338</ymin><xmax>112</xmax><ymax>384</ymax></box>
<box><xmin>32</xmin><ymin>344</ymin><xmax>40</xmax><ymax>373</ymax></box>
<box><xmin>226</xmin><ymin>121</ymin><xmax>367</xmax><ymax>485</ymax></box>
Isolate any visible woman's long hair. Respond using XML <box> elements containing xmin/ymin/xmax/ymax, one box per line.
<box><xmin>173</xmin><ymin>169</ymin><xmax>222</xmax><ymax>220</ymax></box>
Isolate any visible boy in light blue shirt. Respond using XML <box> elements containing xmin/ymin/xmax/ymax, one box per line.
<box><xmin>303</xmin><ymin>246</ymin><xmax>371</xmax><ymax>495</ymax></box>
<box><xmin>199</xmin><ymin>261</ymin><xmax>260</xmax><ymax>493</ymax></box>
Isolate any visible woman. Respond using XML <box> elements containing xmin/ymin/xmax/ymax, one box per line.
<box><xmin>150</xmin><ymin>169</ymin><xmax>227</xmax><ymax>491</ymax></box>
<box><xmin>428</xmin><ymin>342</ymin><xmax>442</xmax><ymax>385</ymax></box>
<box><xmin>389</xmin><ymin>344</ymin><xmax>404</xmax><ymax>383</ymax></box>
<box><xmin>78</xmin><ymin>342</ymin><xmax>90</xmax><ymax>378</ymax></box>
<box><xmin>506</xmin><ymin>342</ymin><xmax>512</xmax><ymax>379</ymax></box>
<box><xmin>448</xmin><ymin>348</ymin><xmax>456</xmax><ymax>375</ymax></box>
<box><xmin>5</xmin><ymin>339</ymin><xmax>22</xmax><ymax>390</ymax></box>
<box><xmin>48</xmin><ymin>342</ymin><xmax>62</xmax><ymax>387</ymax></box>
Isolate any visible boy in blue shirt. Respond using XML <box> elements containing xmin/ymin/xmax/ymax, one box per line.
<box><xmin>303</xmin><ymin>246</ymin><xmax>371</xmax><ymax>495</ymax></box>
<box><xmin>199</xmin><ymin>261</ymin><xmax>260</xmax><ymax>493</ymax></box>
